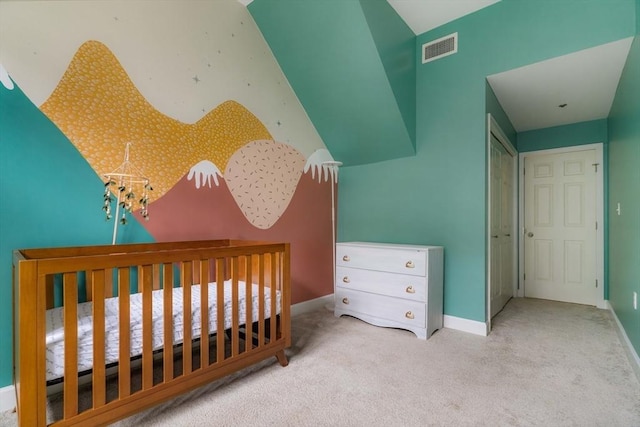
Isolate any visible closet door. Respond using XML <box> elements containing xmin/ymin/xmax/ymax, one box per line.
<box><xmin>489</xmin><ymin>133</ymin><xmax>515</xmax><ymax>318</ymax></box>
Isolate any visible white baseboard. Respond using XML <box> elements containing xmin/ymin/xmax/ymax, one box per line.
<box><xmin>0</xmin><ymin>385</ymin><xmax>15</xmax><ymax>413</ymax></box>
<box><xmin>291</xmin><ymin>294</ymin><xmax>333</xmax><ymax>317</ymax></box>
<box><xmin>443</xmin><ymin>314</ymin><xmax>489</xmax><ymax>336</ymax></box>
<box><xmin>607</xmin><ymin>301</ymin><xmax>640</xmax><ymax>381</ymax></box>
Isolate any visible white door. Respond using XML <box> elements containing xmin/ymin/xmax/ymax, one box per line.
<box><xmin>523</xmin><ymin>148</ymin><xmax>598</xmax><ymax>305</ymax></box>
<box><xmin>490</xmin><ymin>133</ymin><xmax>515</xmax><ymax>318</ymax></box>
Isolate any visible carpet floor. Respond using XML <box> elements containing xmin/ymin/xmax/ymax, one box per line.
<box><xmin>2</xmin><ymin>297</ymin><xmax>639</xmax><ymax>426</ymax></box>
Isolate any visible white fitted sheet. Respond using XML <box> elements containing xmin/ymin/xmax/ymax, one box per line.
<box><xmin>45</xmin><ymin>280</ymin><xmax>281</xmax><ymax>382</ymax></box>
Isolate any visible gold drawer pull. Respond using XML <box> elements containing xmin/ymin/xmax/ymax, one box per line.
<box><xmin>342</xmin><ymin>276</ymin><xmax>350</xmax><ymax>283</ymax></box>
<box><xmin>342</xmin><ymin>297</ymin><xmax>349</xmax><ymax>305</ymax></box>
<box><xmin>342</xmin><ymin>255</ymin><xmax>350</xmax><ymax>262</ymax></box>
<box><xmin>405</xmin><ymin>285</ymin><xmax>415</xmax><ymax>294</ymax></box>
<box><xmin>405</xmin><ymin>311</ymin><xmax>414</xmax><ymax>319</ymax></box>
<box><xmin>405</xmin><ymin>260</ymin><xmax>415</xmax><ymax>268</ymax></box>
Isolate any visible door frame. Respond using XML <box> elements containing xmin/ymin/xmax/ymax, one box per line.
<box><xmin>486</xmin><ymin>114</ymin><xmax>518</xmax><ymax>330</ymax></box>
<box><xmin>518</xmin><ymin>143</ymin><xmax>605</xmax><ymax>308</ymax></box>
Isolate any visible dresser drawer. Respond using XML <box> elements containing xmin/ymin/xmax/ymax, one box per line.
<box><xmin>336</xmin><ymin>266</ymin><xmax>426</xmax><ymax>302</ymax></box>
<box><xmin>336</xmin><ymin>288</ymin><xmax>426</xmax><ymax>328</ymax></box>
<box><xmin>336</xmin><ymin>244</ymin><xmax>426</xmax><ymax>276</ymax></box>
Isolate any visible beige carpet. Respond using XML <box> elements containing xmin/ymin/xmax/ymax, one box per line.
<box><xmin>2</xmin><ymin>297</ymin><xmax>639</xmax><ymax>426</ymax></box>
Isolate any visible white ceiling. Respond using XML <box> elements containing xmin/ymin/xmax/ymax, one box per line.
<box><xmin>240</xmin><ymin>0</ymin><xmax>633</xmax><ymax>133</ymax></box>
<box><xmin>487</xmin><ymin>38</ymin><xmax>634</xmax><ymax>132</ymax></box>
<box><xmin>386</xmin><ymin>0</ymin><xmax>500</xmax><ymax>35</ymax></box>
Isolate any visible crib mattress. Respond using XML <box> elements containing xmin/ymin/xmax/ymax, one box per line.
<box><xmin>45</xmin><ymin>280</ymin><xmax>281</xmax><ymax>382</ymax></box>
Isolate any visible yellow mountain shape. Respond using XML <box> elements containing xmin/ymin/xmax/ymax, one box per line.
<box><xmin>40</xmin><ymin>40</ymin><xmax>272</xmax><ymax>199</ymax></box>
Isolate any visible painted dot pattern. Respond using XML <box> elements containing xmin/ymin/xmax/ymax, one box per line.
<box><xmin>225</xmin><ymin>140</ymin><xmax>305</xmax><ymax>229</ymax></box>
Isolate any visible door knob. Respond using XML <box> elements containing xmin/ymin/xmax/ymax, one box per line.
<box><xmin>527</xmin><ymin>232</ymin><xmax>534</xmax><ymax>237</ymax></box>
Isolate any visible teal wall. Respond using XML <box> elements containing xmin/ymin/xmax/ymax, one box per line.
<box><xmin>249</xmin><ymin>0</ymin><xmax>416</xmax><ymax>166</ymax></box>
<box><xmin>338</xmin><ymin>0</ymin><xmax>636</xmax><ymax>323</ymax></box>
<box><xmin>518</xmin><ymin>119</ymin><xmax>608</xmax><ymax>152</ymax></box>
<box><xmin>608</xmin><ymin>32</ymin><xmax>640</xmax><ymax>356</ymax></box>
<box><xmin>359</xmin><ymin>0</ymin><xmax>416</xmax><ymax>146</ymax></box>
<box><xmin>0</xmin><ymin>80</ymin><xmax>154</xmax><ymax>386</ymax></box>
<box><xmin>486</xmin><ymin>81</ymin><xmax>517</xmax><ymax>148</ymax></box>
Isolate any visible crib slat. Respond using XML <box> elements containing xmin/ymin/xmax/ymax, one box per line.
<box><xmin>231</xmin><ymin>257</ymin><xmax>240</xmax><ymax>357</ymax></box>
<box><xmin>36</xmin><ymin>274</ymin><xmax>47</xmax><ymax>423</ymax></box>
<box><xmin>92</xmin><ymin>269</ymin><xmax>107</xmax><ymax>407</ymax></box>
<box><xmin>163</xmin><ymin>263</ymin><xmax>174</xmax><ymax>382</ymax></box>
<box><xmin>105</xmin><ymin>267</ymin><xmax>113</xmax><ymax>298</ymax></box>
<box><xmin>141</xmin><ymin>264</ymin><xmax>154</xmax><ymax>390</ymax></box>
<box><xmin>258</xmin><ymin>254</ymin><xmax>265</xmax><ymax>347</ymax></box>
<box><xmin>270</xmin><ymin>253</ymin><xmax>277</xmax><ymax>342</ymax></box>
<box><xmin>45</xmin><ymin>274</ymin><xmax>55</xmax><ymax>309</ymax></box>
<box><xmin>200</xmin><ymin>259</ymin><xmax>210</xmax><ymax>368</ymax></box>
<box><xmin>153</xmin><ymin>264</ymin><xmax>161</xmax><ymax>290</ymax></box>
<box><xmin>245</xmin><ymin>257</ymin><xmax>253</xmax><ymax>351</ymax></box>
<box><xmin>182</xmin><ymin>261</ymin><xmax>193</xmax><ymax>375</ymax></box>
<box><xmin>118</xmin><ymin>268</ymin><xmax>131</xmax><ymax>398</ymax></box>
<box><xmin>216</xmin><ymin>258</ymin><xmax>225</xmax><ymax>363</ymax></box>
<box><xmin>63</xmin><ymin>272</ymin><xmax>79</xmax><ymax>419</ymax></box>
<box><xmin>283</xmin><ymin>244</ymin><xmax>292</xmax><ymax>348</ymax></box>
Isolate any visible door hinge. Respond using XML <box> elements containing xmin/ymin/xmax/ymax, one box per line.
<box><xmin>595</xmin><ymin>279</ymin><xmax>598</xmax><ymax>288</ymax></box>
<box><xmin>524</xmin><ymin>273</ymin><xmax>526</xmax><ymax>280</ymax></box>
<box><xmin>595</xmin><ymin>221</ymin><xmax>598</xmax><ymax>230</ymax></box>
<box><xmin>592</xmin><ymin>163</ymin><xmax>599</xmax><ymax>172</ymax></box>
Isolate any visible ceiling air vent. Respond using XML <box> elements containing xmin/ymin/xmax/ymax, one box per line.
<box><xmin>422</xmin><ymin>32</ymin><xmax>458</xmax><ymax>64</ymax></box>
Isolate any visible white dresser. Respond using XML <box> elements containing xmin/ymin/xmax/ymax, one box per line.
<box><xmin>334</xmin><ymin>242</ymin><xmax>443</xmax><ymax>339</ymax></box>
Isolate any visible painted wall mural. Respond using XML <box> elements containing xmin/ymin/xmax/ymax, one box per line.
<box><xmin>33</xmin><ymin>39</ymin><xmax>339</xmax><ymax>305</ymax></box>
<box><xmin>39</xmin><ymin>40</ymin><xmax>333</xmax><ymax>232</ymax></box>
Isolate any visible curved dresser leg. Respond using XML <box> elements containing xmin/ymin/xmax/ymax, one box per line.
<box><xmin>275</xmin><ymin>350</ymin><xmax>289</xmax><ymax>367</ymax></box>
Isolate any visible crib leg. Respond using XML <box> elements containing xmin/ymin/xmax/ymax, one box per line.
<box><xmin>275</xmin><ymin>349</ymin><xmax>288</xmax><ymax>367</ymax></box>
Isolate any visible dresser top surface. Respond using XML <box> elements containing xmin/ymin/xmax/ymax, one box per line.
<box><xmin>337</xmin><ymin>241</ymin><xmax>443</xmax><ymax>251</ymax></box>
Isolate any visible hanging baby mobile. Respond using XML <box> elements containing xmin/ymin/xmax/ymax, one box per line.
<box><xmin>102</xmin><ymin>142</ymin><xmax>153</xmax><ymax>244</ymax></box>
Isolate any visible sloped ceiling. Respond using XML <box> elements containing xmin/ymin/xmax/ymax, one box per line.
<box><xmin>247</xmin><ymin>0</ymin><xmax>416</xmax><ymax>166</ymax></box>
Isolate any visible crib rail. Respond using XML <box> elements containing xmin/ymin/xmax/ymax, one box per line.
<box><xmin>13</xmin><ymin>240</ymin><xmax>290</xmax><ymax>427</ymax></box>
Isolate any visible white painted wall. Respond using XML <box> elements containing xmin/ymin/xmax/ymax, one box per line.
<box><xmin>0</xmin><ymin>0</ymin><xmax>325</xmax><ymax>157</ymax></box>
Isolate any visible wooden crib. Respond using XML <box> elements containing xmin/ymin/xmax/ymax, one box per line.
<box><xmin>13</xmin><ymin>239</ymin><xmax>291</xmax><ymax>426</ymax></box>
